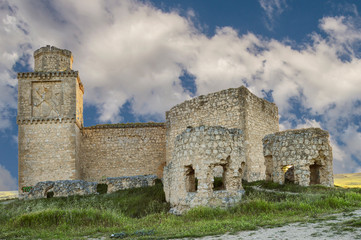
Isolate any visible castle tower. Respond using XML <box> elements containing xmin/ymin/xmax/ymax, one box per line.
<box><xmin>17</xmin><ymin>45</ymin><xmax>84</xmax><ymax>194</ymax></box>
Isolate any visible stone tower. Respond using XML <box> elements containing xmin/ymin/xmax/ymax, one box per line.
<box><xmin>17</xmin><ymin>45</ymin><xmax>84</xmax><ymax>194</ymax></box>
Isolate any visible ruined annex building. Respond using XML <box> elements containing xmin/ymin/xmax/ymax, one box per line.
<box><xmin>17</xmin><ymin>46</ymin><xmax>334</xmax><ymax>212</ymax></box>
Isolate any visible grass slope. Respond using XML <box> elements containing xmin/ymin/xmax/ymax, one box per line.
<box><xmin>1</xmin><ymin>181</ymin><xmax>361</xmax><ymax>239</ymax></box>
<box><xmin>334</xmin><ymin>173</ymin><xmax>361</xmax><ymax>188</ymax></box>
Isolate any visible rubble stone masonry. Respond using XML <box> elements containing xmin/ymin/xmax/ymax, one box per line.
<box><xmin>263</xmin><ymin>128</ymin><xmax>333</xmax><ymax>187</ymax></box>
<box><xmin>163</xmin><ymin>126</ymin><xmax>246</xmax><ymax>214</ymax></box>
<box><xmin>165</xmin><ymin>86</ymin><xmax>279</xmax><ymax>182</ymax></box>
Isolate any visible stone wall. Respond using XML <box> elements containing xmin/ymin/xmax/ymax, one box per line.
<box><xmin>165</xmin><ymin>86</ymin><xmax>278</xmax><ymax>182</ymax></box>
<box><xmin>106</xmin><ymin>175</ymin><xmax>157</xmax><ymax>193</ymax></box>
<box><xmin>18</xmin><ymin>122</ymin><xmax>81</xmax><ymax>194</ymax></box>
<box><xmin>163</xmin><ymin>126</ymin><xmax>246</xmax><ymax>214</ymax></box>
<box><xmin>24</xmin><ymin>175</ymin><xmax>157</xmax><ymax>200</ymax></box>
<box><xmin>80</xmin><ymin>123</ymin><xmax>166</xmax><ymax>181</ymax></box>
<box><xmin>263</xmin><ymin>128</ymin><xmax>333</xmax><ymax>187</ymax></box>
<box><xmin>246</xmin><ymin>91</ymin><xmax>279</xmax><ymax>181</ymax></box>
<box><xmin>17</xmin><ymin>70</ymin><xmax>84</xmax><ymax>194</ymax></box>
<box><xmin>17</xmin><ymin>72</ymin><xmax>83</xmax><ymax>125</ymax></box>
<box><xmin>34</xmin><ymin>45</ymin><xmax>73</xmax><ymax>72</ymax></box>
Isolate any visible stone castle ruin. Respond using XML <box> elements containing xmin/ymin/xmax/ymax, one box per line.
<box><xmin>17</xmin><ymin>46</ymin><xmax>334</xmax><ymax>212</ymax></box>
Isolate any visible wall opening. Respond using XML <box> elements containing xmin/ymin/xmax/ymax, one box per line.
<box><xmin>97</xmin><ymin>183</ymin><xmax>108</xmax><ymax>194</ymax></box>
<box><xmin>238</xmin><ymin>162</ymin><xmax>246</xmax><ymax>189</ymax></box>
<box><xmin>185</xmin><ymin>165</ymin><xmax>197</xmax><ymax>192</ymax></box>
<box><xmin>265</xmin><ymin>156</ymin><xmax>273</xmax><ymax>181</ymax></box>
<box><xmin>282</xmin><ymin>165</ymin><xmax>294</xmax><ymax>184</ymax></box>
<box><xmin>213</xmin><ymin>164</ymin><xmax>227</xmax><ymax>191</ymax></box>
<box><xmin>238</xmin><ymin>162</ymin><xmax>246</xmax><ymax>178</ymax></box>
<box><xmin>310</xmin><ymin>164</ymin><xmax>321</xmax><ymax>185</ymax></box>
<box><xmin>46</xmin><ymin>191</ymin><xmax>54</xmax><ymax>198</ymax></box>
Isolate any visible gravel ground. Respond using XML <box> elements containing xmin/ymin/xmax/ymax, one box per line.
<box><xmin>179</xmin><ymin>209</ymin><xmax>361</xmax><ymax>240</ymax></box>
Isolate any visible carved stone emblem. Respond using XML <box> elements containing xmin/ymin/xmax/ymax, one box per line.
<box><xmin>32</xmin><ymin>82</ymin><xmax>62</xmax><ymax>118</ymax></box>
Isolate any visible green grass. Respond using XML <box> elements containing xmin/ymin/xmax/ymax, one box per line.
<box><xmin>1</xmin><ymin>181</ymin><xmax>361</xmax><ymax>239</ymax></box>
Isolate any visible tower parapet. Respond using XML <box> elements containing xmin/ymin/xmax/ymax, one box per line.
<box><xmin>34</xmin><ymin>45</ymin><xmax>73</xmax><ymax>72</ymax></box>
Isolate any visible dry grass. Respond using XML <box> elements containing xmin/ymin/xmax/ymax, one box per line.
<box><xmin>334</xmin><ymin>173</ymin><xmax>361</xmax><ymax>188</ymax></box>
<box><xmin>0</xmin><ymin>191</ymin><xmax>18</xmax><ymax>201</ymax></box>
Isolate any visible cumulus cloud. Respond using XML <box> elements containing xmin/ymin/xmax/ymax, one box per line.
<box><xmin>0</xmin><ymin>165</ymin><xmax>17</xmax><ymax>191</ymax></box>
<box><xmin>1</xmin><ymin>0</ymin><xmax>361</xmax><ymax>173</ymax></box>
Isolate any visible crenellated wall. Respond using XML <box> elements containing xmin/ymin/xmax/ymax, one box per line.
<box><xmin>79</xmin><ymin>123</ymin><xmax>166</xmax><ymax>181</ymax></box>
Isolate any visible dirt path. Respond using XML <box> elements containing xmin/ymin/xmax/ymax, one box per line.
<box><xmin>180</xmin><ymin>209</ymin><xmax>361</xmax><ymax>240</ymax></box>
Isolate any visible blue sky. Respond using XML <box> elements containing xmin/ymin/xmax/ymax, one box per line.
<box><xmin>1</xmin><ymin>0</ymin><xmax>361</xmax><ymax>190</ymax></box>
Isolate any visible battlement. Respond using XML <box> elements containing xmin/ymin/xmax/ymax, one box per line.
<box><xmin>34</xmin><ymin>45</ymin><xmax>73</xmax><ymax>72</ymax></box>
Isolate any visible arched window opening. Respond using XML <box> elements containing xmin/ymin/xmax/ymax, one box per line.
<box><xmin>185</xmin><ymin>165</ymin><xmax>197</xmax><ymax>192</ymax></box>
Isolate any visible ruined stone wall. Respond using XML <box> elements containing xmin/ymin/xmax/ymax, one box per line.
<box><xmin>24</xmin><ymin>175</ymin><xmax>157</xmax><ymax>200</ymax></box>
<box><xmin>245</xmin><ymin>92</ymin><xmax>279</xmax><ymax>181</ymax></box>
<box><xmin>80</xmin><ymin>123</ymin><xmax>166</xmax><ymax>181</ymax></box>
<box><xmin>263</xmin><ymin>128</ymin><xmax>333</xmax><ymax>187</ymax></box>
<box><xmin>165</xmin><ymin>86</ymin><xmax>278</xmax><ymax>182</ymax></box>
<box><xmin>163</xmin><ymin>126</ymin><xmax>245</xmax><ymax>214</ymax></box>
<box><xmin>166</xmin><ymin>88</ymin><xmax>245</xmax><ymax>165</ymax></box>
<box><xmin>18</xmin><ymin>121</ymin><xmax>80</xmax><ymax>193</ymax></box>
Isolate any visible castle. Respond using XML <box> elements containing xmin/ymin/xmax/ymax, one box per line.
<box><xmin>17</xmin><ymin>46</ymin><xmax>333</xmax><ymax>212</ymax></box>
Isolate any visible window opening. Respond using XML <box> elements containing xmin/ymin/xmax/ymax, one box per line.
<box><xmin>97</xmin><ymin>183</ymin><xmax>108</xmax><ymax>194</ymax></box>
<box><xmin>213</xmin><ymin>164</ymin><xmax>226</xmax><ymax>190</ymax></box>
<box><xmin>282</xmin><ymin>165</ymin><xmax>295</xmax><ymax>184</ymax></box>
<box><xmin>46</xmin><ymin>191</ymin><xmax>54</xmax><ymax>198</ymax></box>
<box><xmin>185</xmin><ymin>165</ymin><xmax>197</xmax><ymax>192</ymax></box>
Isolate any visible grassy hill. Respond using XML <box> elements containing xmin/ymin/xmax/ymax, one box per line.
<box><xmin>334</xmin><ymin>172</ymin><xmax>361</xmax><ymax>188</ymax></box>
<box><xmin>1</xmin><ymin>180</ymin><xmax>361</xmax><ymax>239</ymax></box>
<box><xmin>0</xmin><ymin>191</ymin><xmax>18</xmax><ymax>200</ymax></box>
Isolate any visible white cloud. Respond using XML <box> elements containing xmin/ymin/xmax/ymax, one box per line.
<box><xmin>0</xmin><ymin>164</ymin><xmax>17</xmax><ymax>191</ymax></box>
<box><xmin>0</xmin><ymin>0</ymin><xmax>361</xmax><ymax>173</ymax></box>
<box><xmin>258</xmin><ymin>0</ymin><xmax>287</xmax><ymax>30</ymax></box>
<box><xmin>296</xmin><ymin>119</ymin><xmax>322</xmax><ymax>129</ymax></box>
